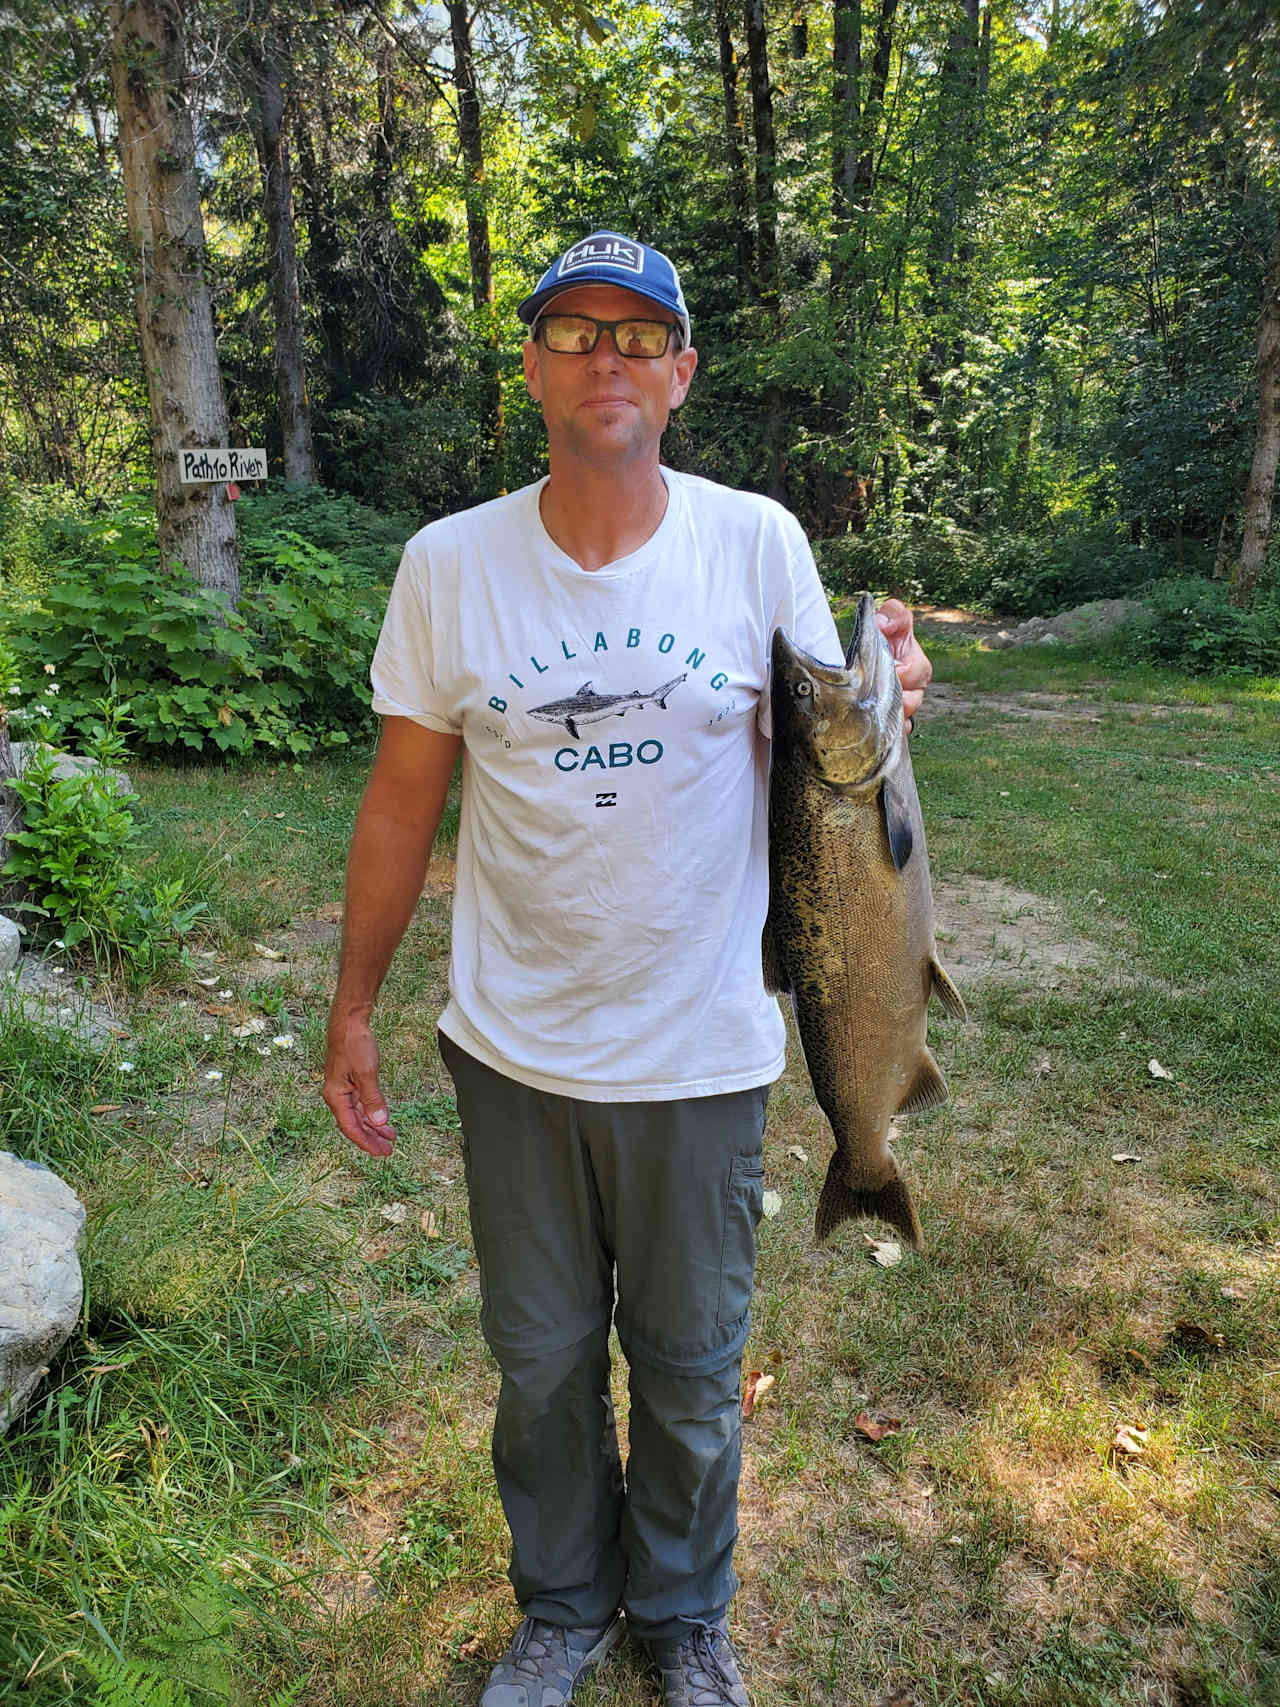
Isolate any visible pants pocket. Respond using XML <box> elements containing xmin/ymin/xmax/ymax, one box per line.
<box><xmin>716</xmin><ymin>1153</ymin><xmax>764</xmax><ymax>1329</ymax></box>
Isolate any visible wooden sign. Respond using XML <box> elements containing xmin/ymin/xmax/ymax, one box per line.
<box><xmin>179</xmin><ymin>447</ymin><xmax>267</xmax><ymax>484</ymax></box>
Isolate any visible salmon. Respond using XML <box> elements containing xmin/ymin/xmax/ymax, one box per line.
<box><xmin>765</xmin><ymin>594</ymin><xmax>965</xmax><ymax>1249</ymax></box>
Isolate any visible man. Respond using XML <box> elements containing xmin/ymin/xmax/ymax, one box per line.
<box><xmin>323</xmin><ymin>232</ymin><xmax>931</xmax><ymax>1707</ymax></box>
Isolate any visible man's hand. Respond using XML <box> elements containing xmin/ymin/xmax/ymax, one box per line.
<box><xmin>876</xmin><ymin>598</ymin><xmax>932</xmax><ymax>730</ymax></box>
<box><xmin>324</xmin><ymin>1014</ymin><xmax>397</xmax><ymax>1158</ymax></box>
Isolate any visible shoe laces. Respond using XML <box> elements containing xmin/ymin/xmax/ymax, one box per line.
<box><xmin>510</xmin><ymin>1618</ymin><xmax>562</xmax><ymax>1676</ymax></box>
<box><xmin>675</xmin><ymin>1620</ymin><xmax>740</xmax><ymax>1699</ymax></box>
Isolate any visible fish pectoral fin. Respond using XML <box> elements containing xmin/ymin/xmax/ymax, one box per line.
<box><xmin>898</xmin><ymin>1051</ymin><xmax>950</xmax><ymax>1114</ymax></box>
<box><xmin>762</xmin><ymin>916</ymin><xmax>790</xmax><ymax>994</ymax></box>
<box><xmin>930</xmin><ymin>960</ymin><xmax>966</xmax><ymax>1020</ymax></box>
<box><xmin>815</xmin><ymin>1154</ymin><xmax>923</xmax><ymax>1249</ymax></box>
<box><xmin>880</xmin><ymin>775</ymin><xmax>915</xmax><ymax>871</ymax></box>
<box><xmin>566</xmin><ymin>717</ymin><xmax>580</xmax><ymax>739</ymax></box>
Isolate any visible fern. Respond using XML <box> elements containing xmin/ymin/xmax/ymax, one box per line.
<box><xmin>80</xmin><ymin>1651</ymin><xmax>194</xmax><ymax>1707</ymax></box>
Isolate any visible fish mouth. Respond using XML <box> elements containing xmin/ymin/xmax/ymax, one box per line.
<box><xmin>772</xmin><ymin>597</ymin><xmax>903</xmax><ymax>787</ymax></box>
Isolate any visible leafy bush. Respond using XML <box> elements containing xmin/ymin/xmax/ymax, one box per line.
<box><xmin>5</xmin><ymin>502</ymin><xmax>383</xmax><ymax>757</ymax></box>
<box><xmin>2</xmin><ymin>702</ymin><xmax>206</xmax><ymax>974</ymax></box>
<box><xmin>0</xmin><ymin>479</ymin><xmax>97</xmax><ymax>603</ymax></box>
<box><xmin>1115</xmin><ymin>576</ymin><xmax>1280</xmax><ymax>676</ymax></box>
<box><xmin>815</xmin><ymin>517</ymin><xmax>1178</xmax><ymax>617</ymax></box>
<box><xmin>236</xmin><ymin>482</ymin><xmax>415</xmax><ymax>587</ymax></box>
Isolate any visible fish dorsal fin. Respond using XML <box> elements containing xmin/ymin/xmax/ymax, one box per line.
<box><xmin>575</xmin><ymin>681</ymin><xmax>594</xmax><ymax>695</ymax></box>
<box><xmin>898</xmin><ymin>1051</ymin><xmax>949</xmax><ymax>1114</ymax></box>
<box><xmin>880</xmin><ymin>774</ymin><xmax>914</xmax><ymax>871</ymax></box>
<box><xmin>931</xmin><ymin>960</ymin><xmax>966</xmax><ymax>1020</ymax></box>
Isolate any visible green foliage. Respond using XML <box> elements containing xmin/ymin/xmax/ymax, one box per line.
<box><xmin>235</xmin><ymin>482</ymin><xmax>416</xmax><ymax>587</ymax></box>
<box><xmin>1116</xmin><ymin>577</ymin><xmax>1280</xmax><ymax>677</ymax></box>
<box><xmin>4</xmin><ymin>500</ymin><xmax>382</xmax><ymax>758</ymax></box>
<box><xmin>0</xmin><ymin>479</ymin><xmax>96</xmax><ymax>601</ymax></box>
<box><xmin>2</xmin><ymin>703</ymin><xmax>206</xmax><ymax>976</ymax></box>
<box><xmin>815</xmin><ymin>520</ymin><xmax>1175</xmax><ymax>617</ymax></box>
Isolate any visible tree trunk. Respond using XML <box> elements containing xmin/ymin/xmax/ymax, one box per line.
<box><xmin>245</xmin><ymin>3</ymin><xmax>315</xmax><ymax>483</ymax></box>
<box><xmin>1232</xmin><ymin>219</ymin><xmax>1280</xmax><ymax>608</ymax></box>
<box><xmin>744</xmin><ymin>0</ymin><xmax>779</xmax><ymax>307</ymax></box>
<box><xmin>829</xmin><ymin>0</ymin><xmax>862</xmax><ymax>306</ymax></box>
<box><xmin>715</xmin><ymin>0</ymin><xmax>755</xmax><ymax>294</ymax></box>
<box><xmin>108</xmin><ymin>0</ymin><xmax>240</xmax><ymax>602</ymax></box>
<box><xmin>448</xmin><ymin>0</ymin><xmax>503</xmax><ymax>489</ymax></box>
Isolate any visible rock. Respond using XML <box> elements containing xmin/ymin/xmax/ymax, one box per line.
<box><xmin>0</xmin><ymin>914</ymin><xmax>18</xmax><ymax>973</ymax></box>
<box><xmin>0</xmin><ymin>1152</ymin><xmax>86</xmax><ymax>1434</ymax></box>
<box><xmin>989</xmin><ymin>598</ymin><xmax>1145</xmax><ymax>650</ymax></box>
<box><xmin>10</xmin><ymin>741</ymin><xmax>133</xmax><ymax>800</ymax></box>
<box><xmin>6</xmin><ymin>956</ymin><xmax>129</xmax><ymax>1052</ymax></box>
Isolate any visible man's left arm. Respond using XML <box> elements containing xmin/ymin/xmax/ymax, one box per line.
<box><xmin>876</xmin><ymin>598</ymin><xmax>932</xmax><ymax>730</ymax></box>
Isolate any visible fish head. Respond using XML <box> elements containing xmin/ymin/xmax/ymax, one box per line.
<box><xmin>771</xmin><ymin>595</ymin><xmax>903</xmax><ymax>788</ymax></box>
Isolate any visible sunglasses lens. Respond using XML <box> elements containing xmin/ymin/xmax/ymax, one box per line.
<box><xmin>541</xmin><ymin>315</ymin><xmax>598</xmax><ymax>353</ymax></box>
<box><xmin>616</xmin><ymin>321</ymin><xmax>671</xmax><ymax>356</ymax></box>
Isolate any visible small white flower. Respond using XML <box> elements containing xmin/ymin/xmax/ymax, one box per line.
<box><xmin>35</xmin><ymin>703</ymin><xmax>51</xmax><ymax>715</ymax></box>
<box><xmin>54</xmin><ymin>939</ymin><xmax>66</xmax><ymax>950</ymax></box>
<box><xmin>217</xmin><ymin>989</ymin><xmax>232</xmax><ymax>999</ymax></box>
<box><xmin>43</xmin><ymin>663</ymin><xmax>55</xmax><ymax>675</ymax></box>
<box><xmin>272</xmin><ymin>1033</ymin><xmax>295</xmax><ymax>1050</ymax></box>
<box><xmin>47</xmin><ymin>682</ymin><xmax>59</xmax><ymax>694</ymax></box>
<box><xmin>202</xmin><ymin>1032</ymin><xmax>212</xmax><ymax>1042</ymax></box>
<box><xmin>117</xmin><ymin>1061</ymin><xmax>136</xmax><ymax>1073</ymax></box>
<box><xmin>257</xmin><ymin>1045</ymin><xmax>272</xmax><ymax>1057</ymax></box>
<box><xmin>205</xmin><ymin>1069</ymin><xmax>223</xmax><ymax>1082</ymax></box>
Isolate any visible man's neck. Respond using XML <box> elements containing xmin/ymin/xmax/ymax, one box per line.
<box><xmin>539</xmin><ymin>457</ymin><xmax>670</xmax><ymax>573</ymax></box>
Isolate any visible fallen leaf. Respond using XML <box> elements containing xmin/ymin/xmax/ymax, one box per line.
<box><xmin>253</xmin><ymin>942</ymin><xmax>286</xmax><ymax>961</ymax></box>
<box><xmin>742</xmin><ymin>1371</ymin><xmax>775</xmax><ymax>1419</ymax></box>
<box><xmin>359</xmin><ymin>1240</ymin><xmax>393</xmax><ymax>1263</ymax></box>
<box><xmin>195</xmin><ymin>976</ymin><xmax>218</xmax><ymax>987</ymax></box>
<box><xmin>458</xmin><ymin>1636</ymin><xmax>483</xmax><ymax>1660</ymax></box>
<box><xmin>874</xmin><ymin>1692</ymin><xmax>915</xmax><ymax>1707</ymax></box>
<box><xmin>1172</xmin><ymin>1318</ymin><xmax>1224</xmax><ymax>1350</ymax></box>
<box><xmin>202</xmin><ymin>1003</ymin><xmax>237</xmax><ymax>1017</ymax></box>
<box><xmin>1033</xmin><ymin>1056</ymin><xmax>1053</xmax><ymax>1077</ymax></box>
<box><xmin>786</xmin><ymin>1145</ymin><xmax>808</xmax><ymax>1163</ymax></box>
<box><xmin>1110</xmin><ymin>1422</ymin><xmax>1149</xmax><ymax>1458</ymax></box>
<box><xmin>864</xmin><ymin>1235</ymin><xmax>902</xmax><ymax>1268</ymax></box>
<box><xmin>217</xmin><ymin>703</ymin><xmax>233</xmax><ymax>727</ymax></box>
<box><xmin>420</xmin><ymin>1209</ymin><xmax>441</xmax><ymax>1239</ymax></box>
<box><xmin>1148</xmin><ymin>1058</ymin><xmax>1173</xmax><ymax>1080</ymax></box>
<box><xmin>1111</xmin><ymin>1151</ymin><xmax>1142</xmax><ymax>1164</ymax></box>
<box><xmin>853</xmin><ymin>1411</ymin><xmax>902</xmax><ymax>1442</ymax></box>
<box><xmin>230</xmin><ymin>1016</ymin><xmax>269</xmax><ymax>1037</ymax></box>
<box><xmin>761</xmin><ymin>1189</ymin><xmax>783</xmax><ymax>1218</ymax></box>
<box><xmin>380</xmin><ymin>1202</ymin><xmax>409</xmax><ymax>1226</ymax></box>
<box><xmin>767</xmin><ymin>1347</ymin><xmax>783</xmax><ymax>1365</ymax></box>
<box><xmin>89</xmin><ymin>1103</ymin><xmax>124</xmax><ymax>1116</ymax></box>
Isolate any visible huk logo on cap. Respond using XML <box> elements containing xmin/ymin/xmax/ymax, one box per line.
<box><xmin>558</xmin><ymin>236</ymin><xmax>644</xmax><ymax>277</ymax></box>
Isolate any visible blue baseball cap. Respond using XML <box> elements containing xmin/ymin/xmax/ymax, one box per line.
<box><xmin>518</xmin><ymin>231</ymin><xmax>691</xmax><ymax>343</ymax></box>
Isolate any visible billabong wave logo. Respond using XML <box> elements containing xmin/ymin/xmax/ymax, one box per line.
<box><xmin>528</xmin><ymin>674</ymin><xmax>687</xmax><ymax>740</ymax></box>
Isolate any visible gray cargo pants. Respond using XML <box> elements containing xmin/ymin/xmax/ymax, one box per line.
<box><xmin>438</xmin><ymin>1032</ymin><xmax>768</xmax><ymax>1641</ymax></box>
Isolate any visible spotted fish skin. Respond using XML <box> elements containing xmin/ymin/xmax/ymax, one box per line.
<box><xmin>765</xmin><ymin>594</ymin><xmax>965</xmax><ymax>1249</ymax></box>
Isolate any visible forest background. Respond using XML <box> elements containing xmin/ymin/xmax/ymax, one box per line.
<box><xmin>2</xmin><ymin>0</ymin><xmax>1279</xmax><ymax>679</ymax></box>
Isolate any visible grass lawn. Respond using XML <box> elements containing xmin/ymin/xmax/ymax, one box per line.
<box><xmin>2</xmin><ymin>638</ymin><xmax>1278</xmax><ymax>1706</ymax></box>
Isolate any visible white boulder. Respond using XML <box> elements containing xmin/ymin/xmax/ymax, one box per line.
<box><xmin>0</xmin><ymin>914</ymin><xmax>18</xmax><ymax>974</ymax></box>
<box><xmin>0</xmin><ymin>1152</ymin><xmax>86</xmax><ymax>1434</ymax></box>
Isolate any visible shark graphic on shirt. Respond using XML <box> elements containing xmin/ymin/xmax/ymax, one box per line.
<box><xmin>528</xmin><ymin>674</ymin><xmax>688</xmax><ymax>740</ymax></box>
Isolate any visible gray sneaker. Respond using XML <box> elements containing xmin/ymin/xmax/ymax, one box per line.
<box><xmin>479</xmin><ymin>1612</ymin><xmax>626</xmax><ymax>1707</ymax></box>
<box><xmin>646</xmin><ymin>1619</ymin><xmax>751</xmax><ymax>1707</ymax></box>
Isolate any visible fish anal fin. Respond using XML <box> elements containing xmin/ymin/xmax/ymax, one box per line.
<box><xmin>931</xmin><ymin>960</ymin><xmax>966</xmax><ymax>1020</ymax></box>
<box><xmin>815</xmin><ymin>1153</ymin><xmax>922</xmax><ymax>1249</ymax></box>
<box><xmin>762</xmin><ymin>916</ymin><xmax>790</xmax><ymax>994</ymax></box>
<box><xmin>880</xmin><ymin>775</ymin><xmax>914</xmax><ymax>871</ymax></box>
<box><xmin>898</xmin><ymin>1051</ymin><xmax>949</xmax><ymax>1114</ymax></box>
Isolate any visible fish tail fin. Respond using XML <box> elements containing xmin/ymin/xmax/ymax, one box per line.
<box><xmin>815</xmin><ymin>1154</ymin><xmax>923</xmax><ymax>1249</ymax></box>
<box><xmin>931</xmin><ymin>959</ymin><xmax>966</xmax><ymax>1020</ymax></box>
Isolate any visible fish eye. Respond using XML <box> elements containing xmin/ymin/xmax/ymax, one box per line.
<box><xmin>796</xmin><ymin>681</ymin><xmax>813</xmax><ymax>697</ymax></box>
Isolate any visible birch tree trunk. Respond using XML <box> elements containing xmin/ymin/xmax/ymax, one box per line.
<box><xmin>245</xmin><ymin>4</ymin><xmax>315</xmax><ymax>483</ymax></box>
<box><xmin>1232</xmin><ymin>219</ymin><xmax>1280</xmax><ymax>608</ymax></box>
<box><xmin>108</xmin><ymin>0</ymin><xmax>240</xmax><ymax>602</ymax></box>
<box><xmin>0</xmin><ymin>708</ymin><xmax>24</xmax><ymax>912</ymax></box>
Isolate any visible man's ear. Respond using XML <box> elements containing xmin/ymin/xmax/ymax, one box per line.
<box><xmin>670</xmin><ymin>344</ymin><xmax>698</xmax><ymax>409</ymax></box>
<box><xmin>522</xmin><ymin>338</ymin><xmax>542</xmax><ymax>403</ymax></box>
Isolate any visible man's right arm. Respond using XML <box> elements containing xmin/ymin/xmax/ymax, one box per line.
<box><xmin>323</xmin><ymin>716</ymin><xmax>462</xmax><ymax>1156</ymax></box>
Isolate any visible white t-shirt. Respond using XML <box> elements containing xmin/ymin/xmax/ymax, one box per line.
<box><xmin>370</xmin><ymin>467</ymin><xmax>839</xmax><ymax>1101</ymax></box>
